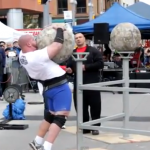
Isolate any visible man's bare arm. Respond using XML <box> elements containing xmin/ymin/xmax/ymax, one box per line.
<box><xmin>47</xmin><ymin>42</ymin><xmax>63</xmax><ymax>59</ymax></box>
<box><xmin>47</xmin><ymin>28</ymin><xmax>64</xmax><ymax>59</ymax></box>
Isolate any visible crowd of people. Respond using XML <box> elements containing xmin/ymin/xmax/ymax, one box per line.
<box><xmin>0</xmin><ymin>40</ymin><xmax>21</xmax><ymax>101</ymax></box>
<box><xmin>101</xmin><ymin>42</ymin><xmax>150</xmax><ymax>69</ymax></box>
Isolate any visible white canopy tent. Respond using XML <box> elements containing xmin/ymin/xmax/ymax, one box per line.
<box><xmin>0</xmin><ymin>22</ymin><xmax>25</xmax><ymax>42</ymax></box>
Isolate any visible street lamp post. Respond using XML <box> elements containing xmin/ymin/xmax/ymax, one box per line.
<box><xmin>43</xmin><ymin>0</ymin><xmax>52</xmax><ymax>27</ymax></box>
<box><xmin>88</xmin><ymin>0</ymin><xmax>94</xmax><ymax>21</ymax></box>
<box><xmin>70</xmin><ymin>0</ymin><xmax>77</xmax><ymax>26</ymax></box>
<box><xmin>119</xmin><ymin>0</ymin><xmax>123</xmax><ymax>5</ymax></box>
<box><xmin>100</xmin><ymin>0</ymin><xmax>104</xmax><ymax>14</ymax></box>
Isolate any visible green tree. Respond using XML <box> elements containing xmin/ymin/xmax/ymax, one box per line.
<box><xmin>23</xmin><ymin>15</ymin><xmax>39</xmax><ymax>29</ymax></box>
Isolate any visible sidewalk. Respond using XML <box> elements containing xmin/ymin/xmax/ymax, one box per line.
<box><xmin>0</xmin><ymin>92</ymin><xmax>150</xmax><ymax>150</ymax></box>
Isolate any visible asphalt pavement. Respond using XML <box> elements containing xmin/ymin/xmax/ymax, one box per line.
<box><xmin>0</xmin><ymin>92</ymin><xmax>150</xmax><ymax>150</ymax></box>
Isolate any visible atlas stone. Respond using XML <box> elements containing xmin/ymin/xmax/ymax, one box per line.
<box><xmin>110</xmin><ymin>23</ymin><xmax>141</xmax><ymax>51</ymax></box>
<box><xmin>36</xmin><ymin>24</ymin><xmax>75</xmax><ymax>64</ymax></box>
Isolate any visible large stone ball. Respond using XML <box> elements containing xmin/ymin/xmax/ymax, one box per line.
<box><xmin>110</xmin><ymin>23</ymin><xmax>141</xmax><ymax>51</ymax></box>
<box><xmin>36</xmin><ymin>24</ymin><xmax>75</xmax><ymax>64</ymax></box>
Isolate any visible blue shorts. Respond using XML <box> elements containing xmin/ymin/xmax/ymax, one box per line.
<box><xmin>43</xmin><ymin>83</ymin><xmax>72</xmax><ymax>112</ymax></box>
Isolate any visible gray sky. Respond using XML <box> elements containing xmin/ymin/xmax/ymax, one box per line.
<box><xmin>140</xmin><ymin>0</ymin><xmax>150</xmax><ymax>5</ymax></box>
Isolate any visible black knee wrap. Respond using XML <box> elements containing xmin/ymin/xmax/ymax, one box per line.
<box><xmin>44</xmin><ymin>110</ymin><xmax>54</xmax><ymax>123</ymax></box>
<box><xmin>53</xmin><ymin>115</ymin><xmax>67</xmax><ymax>128</ymax></box>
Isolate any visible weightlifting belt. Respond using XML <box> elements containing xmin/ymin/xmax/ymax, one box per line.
<box><xmin>38</xmin><ymin>74</ymin><xmax>67</xmax><ymax>91</ymax></box>
<box><xmin>44</xmin><ymin>79</ymin><xmax>67</xmax><ymax>91</ymax></box>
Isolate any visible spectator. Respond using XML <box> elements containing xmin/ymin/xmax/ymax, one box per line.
<box><xmin>104</xmin><ymin>44</ymin><xmax>112</xmax><ymax>62</ymax></box>
<box><xmin>5</xmin><ymin>42</ymin><xmax>18</xmax><ymax>57</ymax></box>
<box><xmin>66</xmin><ymin>33</ymin><xmax>103</xmax><ymax>135</ymax></box>
<box><xmin>0</xmin><ymin>44</ymin><xmax>5</xmax><ymax>50</ymax></box>
<box><xmin>6</xmin><ymin>42</ymin><xmax>13</xmax><ymax>50</ymax></box>
<box><xmin>97</xmin><ymin>45</ymin><xmax>103</xmax><ymax>52</ymax></box>
<box><xmin>112</xmin><ymin>53</ymin><xmax>122</xmax><ymax>68</ymax></box>
<box><xmin>0</xmin><ymin>47</ymin><xmax>6</xmax><ymax>100</ymax></box>
<box><xmin>103</xmin><ymin>50</ymin><xmax>110</xmax><ymax>62</ymax></box>
<box><xmin>5</xmin><ymin>49</ymin><xmax>10</xmax><ymax>58</ymax></box>
<box><xmin>13</xmin><ymin>41</ymin><xmax>21</xmax><ymax>56</ymax></box>
<box><xmin>144</xmin><ymin>47</ymin><xmax>150</xmax><ymax>66</ymax></box>
<box><xmin>0</xmin><ymin>41</ymin><xmax>6</xmax><ymax>49</ymax></box>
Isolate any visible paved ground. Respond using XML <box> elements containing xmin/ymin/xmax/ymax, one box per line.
<box><xmin>0</xmin><ymin>92</ymin><xmax>150</xmax><ymax>150</ymax></box>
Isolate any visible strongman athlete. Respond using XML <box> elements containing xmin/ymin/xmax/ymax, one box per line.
<box><xmin>18</xmin><ymin>26</ymin><xmax>72</xmax><ymax>150</ymax></box>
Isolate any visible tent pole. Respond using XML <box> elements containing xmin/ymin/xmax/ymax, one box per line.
<box><xmin>88</xmin><ymin>0</ymin><xmax>93</xmax><ymax>21</ymax></box>
<box><xmin>43</xmin><ymin>1</ymin><xmax>50</xmax><ymax>27</ymax></box>
<box><xmin>70</xmin><ymin>0</ymin><xmax>77</xmax><ymax>26</ymax></box>
<box><xmin>120</xmin><ymin>0</ymin><xmax>123</xmax><ymax>5</ymax></box>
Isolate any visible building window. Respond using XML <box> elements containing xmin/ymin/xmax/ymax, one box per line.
<box><xmin>57</xmin><ymin>0</ymin><xmax>68</xmax><ymax>14</ymax></box>
<box><xmin>76</xmin><ymin>0</ymin><xmax>86</xmax><ymax>14</ymax></box>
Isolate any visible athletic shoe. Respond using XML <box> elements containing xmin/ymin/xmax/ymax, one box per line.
<box><xmin>62</xmin><ymin>125</ymin><xmax>66</xmax><ymax>129</ymax></box>
<box><xmin>29</xmin><ymin>140</ymin><xmax>44</xmax><ymax>150</ymax></box>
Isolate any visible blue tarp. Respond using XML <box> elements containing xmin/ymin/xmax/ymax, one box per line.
<box><xmin>73</xmin><ymin>2</ymin><xmax>150</xmax><ymax>33</ymax></box>
<box><xmin>3</xmin><ymin>99</ymin><xmax>26</xmax><ymax>120</ymax></box>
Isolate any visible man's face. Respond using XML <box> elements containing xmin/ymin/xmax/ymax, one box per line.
<box><xmin>5</xmin><ymin>50</ymin><xmax>9</xmax><ymax>55</ymax></box>
<box><xmin>13</xmin><ymin>42</ymin><xmax>19</xmax><ymax>47</ymax></box>
<box><xmin>75</xmin><ymin>33</ymin><xmax>85</xmax><ymax>47</ymax></box>
<box><xmin>0</xmin><ymin>45</ymin><xmax>5</xmax><ymax>49</ymax></box>
<box><xmin>103</xmin><ymin>55</ymin><xmax>108</xmax><ymax>62</ymax></box>
<box><xmin>0</xmin><ymin>42</ymin><xmax>5</xmax><ymax>47</ymax></box>
<box><xmin>7</xmin><ymin>43</ymin><xmax>12</xmax><ymax>48</ymax></box>
<box><xmin>30</xmin><ymin>37</ymin><xmax>37</xmax><ymax>49</ymax></box>
<box><xmin>114</xmin><ymin>56</ymin><xmax>121</xmax><ymax>61</ymax></box>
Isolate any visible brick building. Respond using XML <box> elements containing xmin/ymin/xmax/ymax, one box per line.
<box><xmin>0</xmin><ymin>0</ymin><xmax>138</xmax><ymax>29</ymax></box>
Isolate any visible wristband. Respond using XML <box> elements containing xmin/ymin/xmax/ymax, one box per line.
<box><xmin>54</xmin><ymin>28</ymin><xmax>64</xmax><ymax>44</ymax></box>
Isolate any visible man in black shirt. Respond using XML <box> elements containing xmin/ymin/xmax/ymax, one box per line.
<box><xmin>66</xmin><ymin>33</ymin><xmax>104</xmax><ymax>135</ymax></box>
<box><xmin>0</xmin><ymin>47</ymin><xmax>6</xmax><ymax>100</ymax></box>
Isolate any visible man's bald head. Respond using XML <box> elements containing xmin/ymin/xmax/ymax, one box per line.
<box><xmin>75</xmin><ymin>33</ymin><xmax>86</xmax><ymax>48</ymax></box>
<box><xmin>75</xmin><ymin>33</ymin><xmax>85</xmax><ymax>39</ymax></box>
<box><xmin>18</xmin><ymin>35</ymin><xmax>33</xmax><ymax>48</ymax></box>
<box><xmin>18</xmin><ymin>35</ymin><xmax>37</xmax><ymax>52</ymax></box>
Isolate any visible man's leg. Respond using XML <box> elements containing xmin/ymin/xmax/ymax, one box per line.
<box><xmin>0</xmin><ymin>74</ymin><xmax>3</xmax><ymax>100</ymax></box>
<box><xmin>73</xmin><ymin>90</ymin><xmax>77</xmax><ymax>111</ymax></box>
<box><xmin>89</xmin><ymin>91</ymin><xmax>101</xmax><ymax>135</ymax></box>
<box><xmin>43</xmin><ymin>83</ymin><xmax>72</xmax><ymax>150</ymax></box>
<box><xmin>83</xmin><ymin>91</ymin><xmax>90</xmax><ymax>134</ymax></box>
<box><xmin>29</xmin><ymin>120</ymin><xmax>50</xmax><ymax>149</ymax></box>
<box><xmin>29</xmin><ymin>98</ymin><xmax>54</xmax><ymax>150</ymax></box>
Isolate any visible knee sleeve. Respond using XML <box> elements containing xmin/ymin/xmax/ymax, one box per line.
<box><xmin>53</xmin><ymin>115</ymin><xmax>67</xmax><ymax>128</ymax></box>
<box><xmin>44</xmin><ymin>110</ymin><xmax>54</xmax><ymax>123</ymax></box>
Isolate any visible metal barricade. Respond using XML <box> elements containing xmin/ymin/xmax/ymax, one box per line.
<box><xmin>73</xmin><ymin>52</ymin><xmax>150</xmax><ymax>150</ymax></box>
<box><xmin>5</xmin><ymin>56</ymin><xmax>29</xmax><ymax>87</ymax></box>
